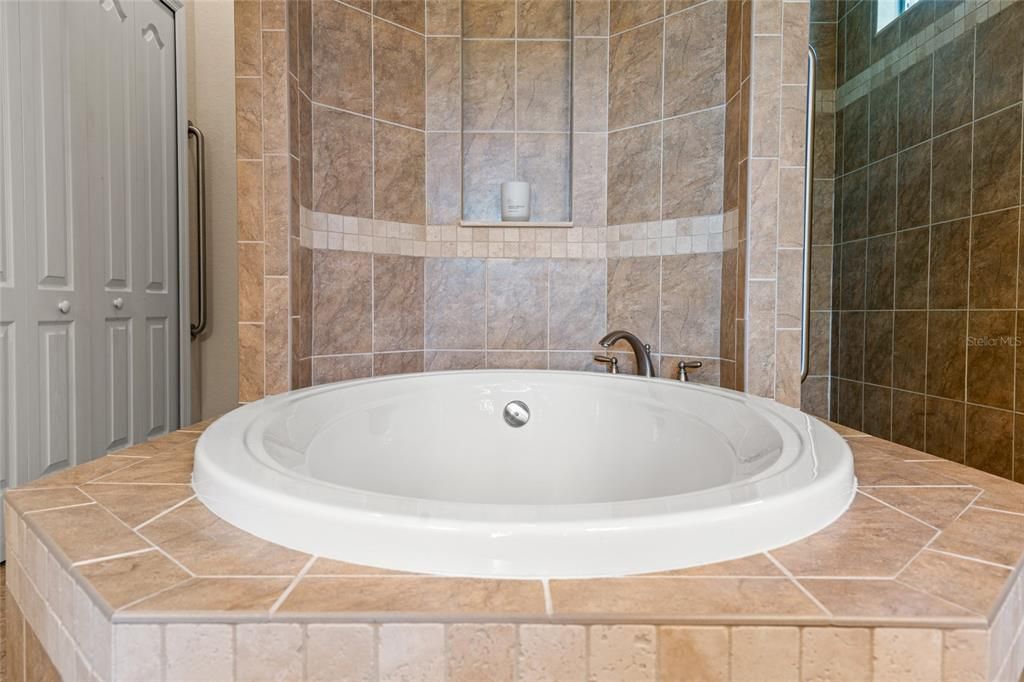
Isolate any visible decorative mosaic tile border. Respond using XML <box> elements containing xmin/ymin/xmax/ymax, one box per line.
<box><xmin>836</xmin><ymin>0</ymin><xmax>1014</xmax><ymax>110</ymax></box>
<box><xmin>298</xmin><ymin>208</ymin><xmax>739</xmax><ymax>258</ymax></box>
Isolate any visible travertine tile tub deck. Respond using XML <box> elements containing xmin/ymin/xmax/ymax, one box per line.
<box><xmin>5</xmin><ymin>420</ymin><xmax>1024</xmax><ymax>681</ymax></box>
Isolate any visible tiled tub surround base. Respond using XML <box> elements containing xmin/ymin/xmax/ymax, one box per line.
<box><xmin>5</xmin><ymin>421</ymin><xmax>1024</xmax><ymax>681</ymax></box>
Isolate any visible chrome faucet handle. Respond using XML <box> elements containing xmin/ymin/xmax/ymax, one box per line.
<box><xmin>594</xmin><ymin>355</ymin><xmax>619</xmax><ymax>374</ymax></box>
<box><xmin>678</xmin><ymin>360</ymin><xmax>703</xmax><ymax>382</ymax></box>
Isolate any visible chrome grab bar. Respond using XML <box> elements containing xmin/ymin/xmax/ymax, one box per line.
<box><xmin>188</xmin><ymin>121</ymin><xmax>208</xmax><ymax>339</ymax></box>
<box><xmin>800</xmin><ymin>46</ymin><xmax>817</xmax><ymax>383</ymax></box>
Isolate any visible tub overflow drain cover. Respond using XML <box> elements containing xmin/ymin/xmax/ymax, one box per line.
<box><xmin>503</xmin><ymin>400</ymin><xmax>530</xmax><ymax>427</ymax></box>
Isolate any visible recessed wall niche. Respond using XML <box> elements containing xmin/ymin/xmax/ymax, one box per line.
<box><xmin>461</xmin><ymin>0</ymin><xmax>573</xmax><ymax>225</ymax></box>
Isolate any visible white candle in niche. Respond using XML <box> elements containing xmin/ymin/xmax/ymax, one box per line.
<box><xmin>501</xmin><ymin>181</ymin><xmax>531</xmax><ymax>222</ymax></box>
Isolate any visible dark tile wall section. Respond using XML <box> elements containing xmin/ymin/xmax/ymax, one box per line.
<box><xmin>828</xmin><ymin>0</ymin><xmax>1024</xmax><ymax>482</ymax></box>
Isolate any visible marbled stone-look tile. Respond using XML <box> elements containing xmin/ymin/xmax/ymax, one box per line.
<box><xmin>972</xmin><ymin>104</ymin><xmax>1022</xmax><ymax>214</ymax></box>
<box><xmin>236</xmin><ymin>159</ymin><xmax>263</xmax><ymax>242</ymax></box>
<box><xmin>4</xmin><ymin>487</ymin><xmax>91</xmax><ymax>514</ymax></box>
<box><xmin>573</xmin><ymin>38</ymin><xmax>608</xmax><ymax>133</ymax></box>
<box><xmin>933</xmin><ymin>31</ymin><xmax>974</xmax><ymax>136</ymax></box>
<box><xmin>486</xmin><ymin>259</ymin><xmax>549</xmax><ymax>350</ymax></box>
<box><xmin>517</xmin><ymin>133</ymin><xmax>571</xmax><ymax>222</ymax></box>
<box><xmin>373</xmin><ymin>255</ymin><xmax>424</xmax><ymax>352</ymax></box>
<box><xmin>297</xmin><ymin>0</ymin><xmax>313</xmax><ymax>94</ymax></box>
<box><xmin>424</xmin><ymin>350</ymin><xmax>486</xmax><ymax>370</ymax></box>
<box><xmin>313</xmin><ymin>250</ymin><xmax>372</xmax><ymax>354</ymax></box>
<box><xmin>77</xmin><ymin>550</ymin><xmax>190</xmax><ymax>609</ymax></box>
<box><xmin>234</xmin><ymin>0</ymin><xmax>261</xmax><ymax>77</ymax></box>
<box><xmin>374</xmin><ymin>20</ymin><xmax>425</xmax><ymax>129</ymax></box>
<box><xmin>608</xmin><ymin>21</ymin><xmax>663</xmax><ymax>130</ymax></box>
<box><xmin>235</xmin><ymin>74</ymin><xmax>263</xmax><ymax>160</ymax></box>
<box><xmin>427</xmin><ymin>132</ymin><xmax>461</xmax><ymax>225</ymax></box>
<box><xmin>798</xmin><ymin>578</ymin><xmax>979</xmax><ymax>624</ymax></box>
<box><xmin>606</xmin><ymin>257</ymin><xmax>660</xmax><ymax>349</ymax></box>
<box><xmin>300</xmin><ymin>93</ymin><xmax>314</xmax><ymax>208</ymax></box>
<box><xmin>279</xmin><ymin>577</ymin><xmax>547</xmax><ymax>616</ymax></box>
<box><xmin>425</xmin><ymin>258</ymin><xmax>486</xmax><ymax>348</ymax></box>
<box><xmin>312</xmin><ymin>354</ymin><xmax>374</xmax><ymax>384</ymax></box>
<box><xmin>462</xmin><ymin>0</ymin><xmax>514</xmax><ymax>37</ymax></box>
<box><xmin>312</xmin><ymin>106</ymin><xmax>373</xmax><ymax>217</ymax></box>
<box><xmin>607</xmin><ymin>123</ymin><xmax>661</xmax><ymax>225</ymax></box>
<box><xmin>138</xmin><ymin>499</ymin><xmax>311</xmax><ymax>576</ymax></box>
<box><xmin>769</xmin><ymin>493</ymin><xmax>936</xmax><ymax>577</ymax></box>
<box><xmin>549</xmin><ymin>259</ymin><xmax>606</xmax><ymax>350</ymax></box>
<box><xmin>575</xmin><ymin>0</ymin><xmax>609</xmax><ymax>36</ymax></box>
<box><xmin>80</xmin><ymin>483</ymin><xmax>194</xmax><ymax>528</ymax></box>
<box><xmin>517</xmin><ymin>41</ymin><xmax>571</xmax><ymax>132</ymax></box>
<box><xmin>609</xmin><ymin>0</ymin><xmax>661</xmax><ymax>33</ymax></box>
<box><xmin>312</xmin><ymin>0</ymin><xmax>372</xmax><ymax>115</ymax></box>
<box><xmin>899</xmin><ymin>549</ymin><xmax>1011</xmax><ymax>616</ymax></box>
<box><xmin>662</xmin><ymin>108</ymin><xmax>725</xmax><ymax>219</ymax></box>
<box><xmin>518</xmin><ymin>0</ymin><xmax>570</xmax><ymax>38</ymax></box>
<box><xmin>968</xmin><ymin>207</ymin><xmax>1019</xmax><ymax>310</ymax></box>
<box><xmin>426</xmin><ymin>37</ymin><xmax>460</xmax><ymax>131</ymax></box>
<box><xmin>573</xmin><ymin>133</ymin><xmax>607</xmax><ymax>227</ymax></box>
<box><xmin>239</xmin><ymin>323</ymin><xmax>265</xmax><ymax>402</ymax></box>
<box><xmin>660</xmin><ymin>253</ymin><xmax>722</xmax><ymax>357</ymax></box>
<box><xmin>462</xmin><ymin>40</ymin><xmax>515</xmax><ymax>131</ymax></box>
<box><xmin>462</xmin><ymin>133</ymin><xmax>515</xmax><ymax>222</ymax></box>
<box><xmin>664</xmin><ymin>0</ymin><xmax>726</xmax><ymax>117</ymax></box>
<box><xmin>860</xmin><ymin>486</ymin><xmax>978</xmax><ymax>529</ymax></box>
<box><xmin>374</xmin><ymin>351</ymin><xmax>425</xmax><ymax>376</ymax></box>
<box><xmin>930</xmin><ymin>124</ymin><xmax>972</xmax><ymax>224</ymax></box>
<box><xmin>929</xmin><ymin>219</ymin><xmax>970</xmax><ymax>309</ymax></box>
<box><xmin>375</xmin><ymin>123</ymin><xmax>425</xmax><ymax>224</ymax></box>
<box><xmin>896</xmin><ymin>142</ymin><xmax>931</xmax><ymax>230</ymax></box>
<box><xmin>126</xmin><ymin>578</ymin><xmax>292</xmax><ymax>616</ymax></box>
<box><xmin>974</xmin><ymin>1</ymin><xmax>1024</xmax><ymax>119</ymax></box>
<box><xmin>486</xmin><ymin>350</ymin><xmax>549</xmax><ymax>369</ymax></box>
<box><xmin>550</xmin><ymin>578</ymin><xmax>823</xmax><ymax>619</ymax></box>
<box><xmin>967</xmin><ymin>310</ymin><xmax>1015</xmax><ymax>410</ymax></box>
<box><xmin>238</xmin><ymin>242</ymin><xmax>264</xmax><ymax>323</ymax></box>
<box><xmin>263</xmin><ymin>156</ymin><xmax>290</xmax><ymax>276</ymax></box>
<box><xmin>897</xmin><ymin>56</ymin><xmax>933</xmax><ymax>150</ymax></box>
<box><xmin>374</xmin><ymin>0</ymin><xmax>425</xmax><ymax>32</ymax></box>
<box><xmin>426</xmin><ymin>0</ymin><xmax>460</xmax><ymax>34</ymax></box>
<box><xmin>261</xmin><ymin>31</ymin><xmax>288</xmax><ymax>155</ymax></box>
<box><xmin>28</xmin><ymin>504</ymin><xmax>151</xmax><ymax>563</ymax></box>
<box><xmin>379</xmin><ymin>624</ymin><xmax>446</xmax><ymax>682</ymax></box>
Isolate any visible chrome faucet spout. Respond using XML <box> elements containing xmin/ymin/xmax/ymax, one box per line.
<box><xmin>599</xmin><ymin>330</ymin><xmax>656</xmax><ymax>378</ymax></box>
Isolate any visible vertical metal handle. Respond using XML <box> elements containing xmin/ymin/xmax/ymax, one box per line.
<box><xmin>800</xmin><ymin>46</ymin><xmax>817</xmax><ymax>383</ymax></box>
<box><xmin>188</xmin><ymin>121</ymin><xmax>208</xmax><ymax>339</ymax></box>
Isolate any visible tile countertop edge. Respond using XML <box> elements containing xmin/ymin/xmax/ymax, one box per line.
<box><xmin>3</xmin><ymin>418</ymin><xmax>1024</xmax><ymax>633</ymax></box>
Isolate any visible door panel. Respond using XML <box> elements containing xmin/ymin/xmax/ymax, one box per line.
<box><xmin>37</xmin><ymin>321</ymin><xmax>75</xmax><ymax>476</ymax></box>
<box><xmin>104</xmin><ymin>319</ymin><xmax>133</xmax><ymax>450</ymax></box>
<box><xmin>146</xmin><ymin>316</ymin><xmax>169</xmax><ymax>436</ymax></box>
<box><xmin>0</xmin><ymin>323</ymin><xmax>12</xmax><ymax>490</ymax></box>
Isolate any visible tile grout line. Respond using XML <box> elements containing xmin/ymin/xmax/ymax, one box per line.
<box><xmin>269</xmin><ymin>555</ymin><xmax>318</xmax><ymax>616</ymax></box>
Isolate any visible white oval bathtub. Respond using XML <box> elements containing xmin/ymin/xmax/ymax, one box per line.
<box><xmin>193</xmin><ymin>371</ymin><xmax>856</xmax><ymax>578</ymax></box>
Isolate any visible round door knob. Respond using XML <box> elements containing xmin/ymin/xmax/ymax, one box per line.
<box><xmin>57</xmin><ymin>300</ymin><xmax>71</xmax><ymax>314</ymax></box>
<box><xmin>112</xmin><ymin>297</ymin><xmax>124</xmax><ymax>309</ymax></box>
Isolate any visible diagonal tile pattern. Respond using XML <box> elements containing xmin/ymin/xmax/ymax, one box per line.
<box><xmin>4</xmin><ymin>417</ymin><xmax>1024</xmax><ymax>635</ymax></box>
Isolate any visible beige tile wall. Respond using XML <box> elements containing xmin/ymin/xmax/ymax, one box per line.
<box><xmin>743</xmin><ymin>0</ymin><xmax>810</xmax><ymax>407</ymax></box>
<box><xmin>236</xmin><ymin>0</ymin><xmax>292</xmax><ymax>402</ymax></box>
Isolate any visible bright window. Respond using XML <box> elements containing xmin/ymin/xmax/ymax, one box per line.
<box><xmin>877</xmin><ymin>0</ymin><xmax>920</xmax><ymax>32</ymax></box>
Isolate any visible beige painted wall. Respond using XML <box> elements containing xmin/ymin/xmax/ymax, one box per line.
<box><xmin>186</xmin><ymin>0</ymin><xmax>239</xmax><ymax>420</ymax></box>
